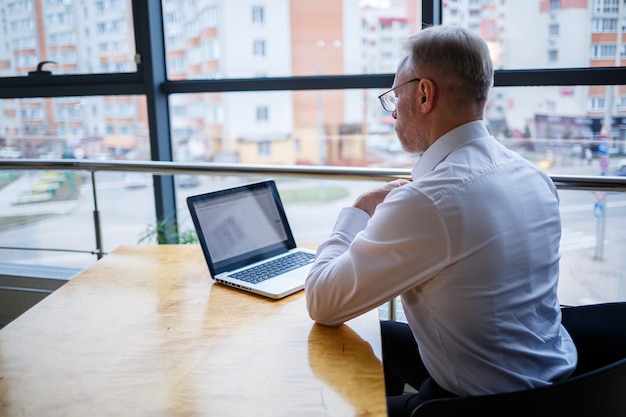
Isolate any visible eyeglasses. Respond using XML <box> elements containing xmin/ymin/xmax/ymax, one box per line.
<box><xmin>377</xmin><ymin>78</ymin><xmax>421</xmax><ymax>112</ymax></box>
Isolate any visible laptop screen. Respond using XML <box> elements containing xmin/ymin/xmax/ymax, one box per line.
<box><xmin>187</xmin><ymin>181</ymin><xmax>297</xmax><ymax>275</ymax></box>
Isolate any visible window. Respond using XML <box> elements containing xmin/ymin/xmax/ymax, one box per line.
<box><xmin>256</xmin><ymin>106</ymin><xmax>269</xmax><ymax>122</ymax></box>
<box><xmin>253</xmin><ymin>39</ymin><xmax>266</xmax><ymax>57</ymax></box>
<box><xmin>258</xmin><ymin>141</ymin><xmax>270</xmax><ymax>156</ymax></box>
<box><xmin>1</xmin><ymin>0</ymin><xmax>625</xmax><ymax>307</ymax></box>
<box><xmin>252</xmin><ymin>5</ymin><xmax>264</xmax><ymax>23</ymax></box>
<box><xmin>201</xmin><ymin>39</ymin><xmax>220</xmax><ymax>61</ymax></box>
<box><xmin>549</xmin><ymin>23</ymin><xmax>559</xmax><ymax>37</ymax></box>
<box><xmin>589</xmin><ymin>96</ymin><xmax>606</xmax><ymax>111</ymax></box>
<box><xmin>8</xmin><ymin>0</ymin><xmax>32</xmax><ymax>13</ymax></box>
<box><xmin>592</xmin><ymin>44</ymin><xmax>617</xmax><ymax>59</ymax></box>
<box><xmin>11</xmin><ymin>18</ymin><xmax>35</xmax><ymax>31</ymax></box>
<box><xmin>294</xmin><ymin>138</ymin><xmax>301</xmax><ymax>153</ymax></box>
<box><xmin>0</xmin><ymin>2</ymin><xmax>136</xmax><ymax>76</ymax></box>
<box><xmin>593</xmin><ymin>0</ymin><xmax>619</xmax><ymax>14</ymax></box>
<box><xmin>548</xmin><ymin>49</ymin><xmax>558</xmax><ymax>62</ymax></box>
<box><xmin>593</xmin><ymin>18</ymin><xmax>618</xmax><ymax>32</ymax></box>
<box><xmin>199</xmin><ymin>5</ymin><xmax>219</xmax><ymax>27</ymax></box>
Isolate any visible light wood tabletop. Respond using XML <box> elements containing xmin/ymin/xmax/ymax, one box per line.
<box><xmin>0</xmin><ymin>245</ymin><xmax>387</xmax><ymax>417</ymax></box>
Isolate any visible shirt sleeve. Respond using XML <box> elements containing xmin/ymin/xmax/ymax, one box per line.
<box><xmin>305</xmin><ymin>186</ymin><xmax>450</xmax><ymax>326</ymax></box>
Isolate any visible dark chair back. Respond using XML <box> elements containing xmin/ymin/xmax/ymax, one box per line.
<box><xmin>412</xmin><ymin>302</ymin><xmax>626</xmax><ymax>417</ymax></box>
<box><xmin>561</xmin><ymin>302</ymin><xmax>626</xmax><ymax>375</ymax></box>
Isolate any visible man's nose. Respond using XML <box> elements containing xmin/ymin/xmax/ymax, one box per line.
<box><xmin>392</xmin><ymin>110</ymin><xmax>398</xmax><ymax>119</ymax></box>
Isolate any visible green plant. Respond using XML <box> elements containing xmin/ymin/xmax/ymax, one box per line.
<box><xmin>138</xmin><ymin>213</ymin><xmax>198</xmax><ymax>244</ymax></box>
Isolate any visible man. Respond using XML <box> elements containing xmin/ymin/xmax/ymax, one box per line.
<box><xmin>305</xmin><ymin>25</ymin><xmax>577</xmax><ymax>417</ymax></box>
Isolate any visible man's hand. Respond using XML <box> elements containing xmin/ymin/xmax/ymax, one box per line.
<box><xmin>353</xmin><ymin>179</ymin><xmax>410</xmax><ymax>216</ymax></box>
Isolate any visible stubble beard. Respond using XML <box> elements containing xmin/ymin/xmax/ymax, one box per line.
<box><xmin>396</xmin><ymin>124</ymin><xmax>426</xmax><ymax>154</ymax></box>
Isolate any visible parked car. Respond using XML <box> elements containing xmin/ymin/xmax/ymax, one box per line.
<box><xmin>123</xmin><ymin>172</ymin><xmax>151</xmax><ymax>189</ymax></box>
<box><xmin>0</xmin><ymin>147</ymin><xmax>22</xmax><ymax>159</ymax></box>
<box><xmin>177</xmin><ymin>175</ymin><xmax>200</xmax><ymax>188</ymax></box>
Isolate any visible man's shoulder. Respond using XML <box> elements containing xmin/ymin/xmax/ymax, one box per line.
<box><xmin>416</xmin><ymin>143</ymin><xmax>547</xmax><ymax>199</ymax></box>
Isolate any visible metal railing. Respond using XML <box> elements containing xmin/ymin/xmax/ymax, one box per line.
<box><xmin>2</xmin><ymin>159</ymin><xmax>626</xmax><ymax>260</ymax></box>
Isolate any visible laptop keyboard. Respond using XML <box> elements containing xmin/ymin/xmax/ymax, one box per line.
<box><xmin>230</xmin><ymin>251</ymin><xmax>315</xmax><ymax>284</ymax></box>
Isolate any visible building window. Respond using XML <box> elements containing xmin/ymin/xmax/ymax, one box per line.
<box><xmin>253</xmin><ymin>39</ymin><xmax>266</xmax><ymax>57</ymax></box>
<box><xmin>256</xmin><ymin>105</ymin><xmax>268</xmax><ymax>122</ymax></box>
<box><xmin>294</xmin><ymin>138</ymin><xmax>301</xmax><ymax>153</ymax></box>
<box><xmin>548</xmin><ymin>49</ymin><xmax>558</xmax><ymax>62</ymax></box>
<box><xmin>258</xmin><ymin>141</ymin><xmax>270</xmax><ymax>156</ymax></box>
<box><xmin>589</xmin><ymin>96</ymin><xmax>606</xmax><ymax>111</ymax></box>
<box><xmin>252</xmin><ymin>5</ymin><xmax>264</xmax><ymax>24</ymax></box>
<box><xmin>592</xmin><ymin>43</ymin><xmax>617</xmax><ymax>58</ymax></box>
<box><xmin>194</xmin><ymin>6</ymin><xmax>219</xmax><ymax>27</ymax></box>
<box><xmin>550</xmin><ymin>0</ymin><xmax>560</xmax><ymax>10</ymax></box>
<box><xmin>592</xmin><ymin>18</ymin><xmax>618</xmax><ymax>32</ymax></box>
<box><xmin>593</xmin><ymin>0</ymin><xmax>619</xmax><ymax>14</ymax></box>
<box><xmin>549</xmin><ymin>23</ymin><xmax>559</xmax><ymax>37</ymax></box>
<box><xmin>256</xmin><ymin>106</ymin><xmax>269</xmax><ymax>122</ymax></box>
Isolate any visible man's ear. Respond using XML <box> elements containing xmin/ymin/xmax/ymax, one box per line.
<box><xmin>418</xmin><ymin>79</ymin><xmax>436</xmax><ymax>113</ymax></box>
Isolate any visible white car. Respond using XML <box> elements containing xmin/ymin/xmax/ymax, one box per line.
<box><xmin>0</xmin><ymin>147</ymin><xmax>22</xmax><ymax>158</ymax></box>
<box><xmin>123</xmin><ymin>172</ymin><xmax>151</xmax><ymax>189</ymax></box>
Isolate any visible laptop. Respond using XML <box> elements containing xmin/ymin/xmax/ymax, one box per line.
<box><xmin>186</xmin><ymin>180</ymin><xmax>316</xmax><ymax>299</ymax></box>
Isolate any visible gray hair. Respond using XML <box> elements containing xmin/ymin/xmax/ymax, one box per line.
<box><xmin>404</xmin><ymin>25</ymin><xmax>494</xmax><ymax>103</ymax></box>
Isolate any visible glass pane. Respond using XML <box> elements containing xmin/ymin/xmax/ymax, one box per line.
<box><xmin>0</xmin><ymin>94</ymin><xmax>151</xmax><ymax>269</ymax></box>
<box><xmin>171</xmin><ymin>175</ymin><xmax>383</xmax><ymax>245</ymax></box>
<box><xmin>2</xmin><ymin>171</ymin><xmax>625</xmax><ymax>307</ymax></box>
<box><xmin>443</xmin><ymin>0</ymin><xmax>626</xmax><ymax>70</ymax></box>
<box><xmin>163</xmin><ymin>0</ymin><xmax>626</xmax><ymax>78</ymax></box>
<box><xmin>169</xmin><ymin>86</ymin><xmax>626</xmax><ymax>175</ymax></box>
<box><xmin>558</xmin><ymin>189</ymin><xmax>626</xmax><ymax>306</ymax></box>
<box><xmin>169</xmin><ymin>89</ymin><xmax>420</xmax><ymax>167</ymax></box>
<box><xmin>489</xmin><ymin>85</ymin><xmax>626</xmax><ymax>177</ymax></box>
<box><xmin>0</xmin><ymin>168</ymin><xmax>155</xmax><ymax>269</ymax></box>
<box><xmin>0</xmin><ymin>0</ymin><xmax>136</xmax><ymax>76</ymax></box>
<box><xmin>0</xmin><ymin>96</ymin><xmax>149</xmax><ymax>161</ymax></box>
<box><xmin>162</xmin><ymin>0</ymin><xmax>423</xmax><ymax>79</ymax></box>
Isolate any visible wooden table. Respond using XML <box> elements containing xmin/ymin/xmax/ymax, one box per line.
<box><xmin>0</xmin><ymin>245</ymin><xmax>387</xmax><ymax>417</ymax></box>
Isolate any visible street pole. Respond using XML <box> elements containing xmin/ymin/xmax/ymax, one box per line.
<box><xmin>316</xmin><ymin>41</ymin><xmax>327</xmax><ymax>201</ymax></box>
<box><xmin>315</xmin><ymin>39</ymin><xmax>341</xmax><ymax>201</ymax></box>
<box><xmin>593</xmin><ymin>191</ymin><xmax>606</xmax><ymax>260</ymax></box>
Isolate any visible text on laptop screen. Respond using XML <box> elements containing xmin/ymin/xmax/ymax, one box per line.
<box><xmin>192</xmin><ymin>187</ymin><xmax>288</xmax><ymax>263</ymax></box>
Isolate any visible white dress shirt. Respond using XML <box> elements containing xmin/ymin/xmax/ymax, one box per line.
<box><xmin>305</xmin><ymin>120</ymin><xmax>578</xmax><ymax>396</ymax></box>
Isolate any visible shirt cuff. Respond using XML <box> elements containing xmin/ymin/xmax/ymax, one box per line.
<box><xmin>333</xmin><ymin>207</ymin><xmax>370</xmax><ymax>238</ymax></box>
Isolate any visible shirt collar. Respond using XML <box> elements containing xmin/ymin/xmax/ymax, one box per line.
<box><xmin>411</xmin><ymin>120</ymin><xmax>490</xmax><ymax>180</ymax></box>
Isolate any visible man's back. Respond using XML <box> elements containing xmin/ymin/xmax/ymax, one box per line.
<box><xmin>399</xmin><ymin>124</ymin><xmax>577</xmax><ymax>396</ymax></box>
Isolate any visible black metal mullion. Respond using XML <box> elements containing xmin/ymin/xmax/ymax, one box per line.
<box><xmin>0</xmin><ymin>73</ymin><xmax>144</xmax><ymax>99</ymax></box>
<box><xmin>160</xmin><ymin>74</ymin><xmax>396</xmax><ymax>94</ymax></box>
<box><xmin>495</xmin><ymin>67</ymin><xmax>626</xmax><ymax>87</ymax></box>
<box><xmin>133</xmin><ymin>0</ymin><xmax>178</xmax><ymax>244</ymax></box>
<box><xmin>159</xmin><ymin>66</ymin><xmax>626</xmax><ymax>97</ymax></box>
<box><xmin>423</xmin><ymin>1</ymin><xmax>442</xmax><ymax>27</ymax></box>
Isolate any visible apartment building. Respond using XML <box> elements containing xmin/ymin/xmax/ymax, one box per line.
<box><xmin>0</xmin><ymin>0</ymin><xmax>419</xmax><ymax>166</ymax></box>
<box><xmin>444</xmin><ymin>0</ymin><xmax>626</xmax><ymax>155</ymax></box>
<box><xmin>0</xmin><ymin>0</ymin><xmax>143</xmax><ymax>159</ymax></box>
